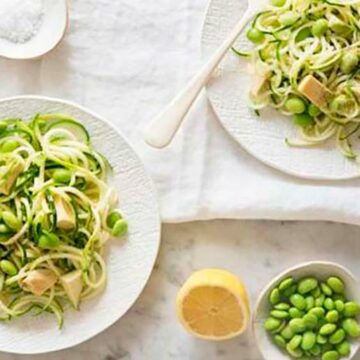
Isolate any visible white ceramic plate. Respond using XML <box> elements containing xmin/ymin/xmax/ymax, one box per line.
<box><xmin>0</xmin><ymin>96</ymin><xmax>161</xmax><ymax>354</ymax></box>
<box><xmin>201</xmin><ymin>0</ymin><xmax>360</xmax><ymax>180</ymax></box>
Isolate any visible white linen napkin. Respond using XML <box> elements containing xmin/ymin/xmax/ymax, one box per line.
<box><xmin>2</xmin><ymin>0</ymin><xmax>360</xmax><ymax>225</ymax></box>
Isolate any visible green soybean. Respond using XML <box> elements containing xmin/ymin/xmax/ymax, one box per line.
<box><xmin>271</xmin><ymin>310</ymin><xmax>289</xmax><ymax>319</ymax></box>
<box><xmin>301</xmin><ymin>331</ymin><xmax>316</xmax><ymax>350</ymax></box>
<box><xmin>0</xmin><ymin>224</ymin><xmax>11</xmax><ymax>234</ymax></box>
<box><xmin>320</xmin><ymin>282</ymin><xmax>333</xmax><ymax>296</ymax></box>
<box><xmin>310</xmin><ymin>307</ymin><xmax>325</xmax><ymax>319</ymax></box>
<box><xmin>303</xmin><ymin>313</ymin><xmax>318</xmax><ymax>329</ymax></box>
<box><xmin>312</xmin><ymin>19</ymin><xmax>328</xmax><ymax>37</ymax></box>
<box><xmin>285</xmin><ymin>97</ymin><xmax>306</xmax><ymax>114</ymax></box>
<box><xmin>279</xmin><ymin>11</ymin><xmax>299</xmax><ymax>26</ymax></box>
<box><xmin>38</xmin><ymin>233</ymin><xmax>60</xmax><ymax>249</ymax></box>
<box><xmin>279</xmin><ymin>277</ymin><xmax>294</xmax><ymax>291</ymax></box>
<box><xmin>296</xmin><ymin>27</ymin><xmax>312</xmax><ymax>42</ymax></box>
<box><xmin>289</xmin><ymin>318</ymin><xmax>306</xmax><ymax>333</ymax></box>
<box><xmin>289</xmin><ymin>307</ymin><xmax>304</xmax><ymax>319</ymax></box>
<box><xmin>111</xmin><ymin>219</ymin><xmax>128</xmax><ymax>238</ymax></box>
<box><xmin>343</xmin><ymin>301</ymin><xmax>360</xmax><ymax>317</ymax></box>
<box><xmin>334</xmin><ymin>300</ymin><xmax>344</xmax><ymax>313</ymax></box>
<box><xmin>290</xmin><ymin>294</ymin><xmax>306</xmax><ymax>310</ymax></box>
<box><xmin>342</xmin><ymin>318</ymin><xmax>360</xmax><ymax>337</ymax></box>
<box><xmin>324</xmin><ymin>298</ymin><xmax>334</xmax><ymax>310</ymax></box>
<box><xmin>52</xmin><ymin>169</ymin><xmax>72</xmax><ymax>184</ymax></box>
<box><xmin>329</xmin><ymin>329</ymin><xmax>345</xmax><ymax>345</ymax></box>
<box><xmin>319</xmin><ymin>323</ymin><xmax>337</xmax><ymax>336</ymax></box>
<box><xmin>287</xmin><ymin>343</ymin><xmax>304</xmax><ymax>358</ymax></box>
<box><xmin>311</xmin><ymin>287</ymin><xmax>321</xmax><ymax>298</ymax></box>
<box><xmin>1</xmin><ymin>139</ymin><xmax>18</xmax><ymax>152</ymax></box>
<box><xmin>0</xmin><ymin>260</ymin><xmax>17</xmax><ymax>276</ymax></box>
<box><xmin>289</xmin><ymin>334</ymin><xmax>303</xmax><ymax>350</ymax></box>
<box><xmin>305</xmin><ymin>296</ymin><xmax>314</xmax><ymax>311</ymax></box>
<box><xmin>298</xmin><ymin>278</ymin><xmax>318</xmax><ymax>295</ymax></box>
<box><xmin>106</xmin><ymin>211</ymin><xmax>123</xmax><ymax>229</ymax></box>
<box><xmin>340</xmin><ymin>52</ymin><xmax>359</xmax><ymax>74</ymax></box>
<box><xmin>326</xmin><ymin>310</ymin><xmax>339</xmax><ymax>323</ymax></box>
<box><xmin>315</xmin><ymin>294</ymin><xmax>325</xmax><ymax>307</ymax></box>
<box><xmin>322</xmin><ymin>350</ymin><xmax>339</xmax><ymax>360</ymax></box>
<box><xmin>283</xmin><ymin>284</ymin><xmax>297</xmax><ymax>297</ymax></box>
<box><xmin>275</xmin><ymin>302</ymin><xmax>290</xmax><ymax>311</ymax></box>
<box><xmin>310</xmin><ymin>343</ymin><xmax>321</xmax><ymax>356</ymax></box>
<box><xmin>336</xmin><ymin>341</ymin><xmax>351</xmax><ymax>356</ymax></box>
<box><xmin>247</xmin><ymin>28</ymin><xmax>265</xmax><ymax>44</ymax></box>
<box><xmin>270</xmin><ymin>288</ymin><xmax>280</xmax><ymax>305</ymax></box>
<box><xmin>317</xmin><ymin>334</ymin><xmax>327</xmax><ymax>345</ymax></box>
<box><xmin>271</xmin><ymin>0</ymin><xmax>286</xmax><ymax>6</ymax></box>
<box><xmin>274</xmin><ymin>334</ymin><xmax>287</xmax><ymax>348</ymax></box>
<box><xmin>281</xmin><ymin>324</ymin><xmax>295</xmax><ymax>340</ymax></box>
<box><xmin>264</xmin><ymin>317</ymin><xmax>281</xmax><ymax>331</ymax></box>
<box><xmin>327</xmin><ymin>277</ymin><xmax>344</xmax><ymax>294</ymax></box>
<box><xmin>2</xmin><ymin>211</ymin><xmax>21</xmax><ymax>231</ymax></box>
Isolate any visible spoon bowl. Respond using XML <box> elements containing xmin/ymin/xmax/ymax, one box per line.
<box><xmin>0</xmin><ymin>0</ymin><xmax>68</xmax><ymax>60</ymax></box>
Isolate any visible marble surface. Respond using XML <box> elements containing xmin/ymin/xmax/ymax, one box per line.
<box><xmin>2</xmin><ymin>219</ymin><xmax>360</xmax><ymax>360</ymax></box>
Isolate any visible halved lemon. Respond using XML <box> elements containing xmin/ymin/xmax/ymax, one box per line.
<box><xmin>176</xmin><ymin>268</ymin><xmax>250</xmax><ymax>340</ymax></box>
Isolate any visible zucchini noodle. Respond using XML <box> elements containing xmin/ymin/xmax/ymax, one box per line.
<box><xmin>0</xmin><ymin>114</ymin><xmax>128</xmax><ymax>327</ymax></box>
<box><xmin>235</xmin><ymin>0</ymin><xmax>360</xmax><ymax>160</ymax></box>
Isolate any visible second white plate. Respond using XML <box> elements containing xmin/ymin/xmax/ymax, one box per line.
<box><xmin>201</xmin><ymin>0</ymin><xmax>360</xmax><ymax>180</ymax></box>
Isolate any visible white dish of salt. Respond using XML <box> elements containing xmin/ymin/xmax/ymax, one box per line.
<box><xmin>0</xmin><ymin>0</ymin><xmax>67</xmax><ymax>60</ymax></box>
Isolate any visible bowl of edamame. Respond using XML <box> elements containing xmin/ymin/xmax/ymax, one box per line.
<box><xmin>253</xmin><ymin>261</ymin><xmax>360</xmax><ymax>360</ymax></box>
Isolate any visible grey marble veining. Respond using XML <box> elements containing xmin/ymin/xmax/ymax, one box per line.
<box><xmin>2</xmin><ymin>220</ymin><xmax>360</xmax><ymax>360</ymax></box>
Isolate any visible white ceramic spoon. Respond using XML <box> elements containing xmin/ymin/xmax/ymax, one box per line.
<box><xmin>144</xmin><ymin>0</ymin><xmax>268</xmax><ymax>148</ymax></box>
<box><xmin>0</xmin><ymin>0</ymin><xmax>68</xmax><ymax>60</ymax></box>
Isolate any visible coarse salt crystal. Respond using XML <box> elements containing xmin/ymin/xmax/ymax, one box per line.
<box><xmin>0</xmin><ymin>0</ymin><xmax>44</xmax><ymax>44</ymax></box>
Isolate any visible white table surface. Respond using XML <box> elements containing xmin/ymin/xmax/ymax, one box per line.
<box><xmin>2</xmin><ymin>220</ymin><xmax>359</xmax><ymax>360</ymax></box>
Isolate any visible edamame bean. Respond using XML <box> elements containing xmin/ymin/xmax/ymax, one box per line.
<box><xmin>340</xmin><ymin>53</ymin><xmax>359</xmax><ymax>74</ymax></box>
<box><xmin>308</xmin><ymin>105</ymin><xmax>321</xmax><ymax>117</ymax></box>
<box><xmin>301</xmin><ymin>331</ymin><xmax>316</xmax><ymax>350</ymax></box>
<box><xmin>319</xmin><ymin>323</ymin><xmax>337</xmax><ymax>336</ymax></box>
<box><xmin>289</xmin><ymin>307</ymin><xmax>304</xmax><ymax>318</ymax></box>
<box><xmin>311</xmin><ymin>287</ymin><xmax>321</xmax><ymax>298</ymax></box>
<box><xmin>112</xmin><ymin>219</ymin><xmax>128</xmax><ymax>237</ymax></box>
<box><xmin>279</xmin><ymin>277</ymin><xmax>294</xmax><ymax>291</ymax></box>
<box><xmin>334</xmin><ymin>300</ymin><xmax>344</xmax><ymax>313</ymax></box>
<box><xmin>271</xmin><ymin>0</ymin><xmax>286</xmax><ymax>6</ymax></box>
<box><xmin>326</xmin><ymin>310</ymin><xmax>339</xmax><ymax>323</ymax></box>
<box><xmin>293</xmin><ymin>114</ymin><xmax>314</xmax><ymax>127</ymax></box>
<box><xmin>342</xmin><ymin>318</ymin><xmax>360</xmax><ymax>337</ymax></box>
<box><xmin>322</xmin><ymin>350</ymin><xmax>340</xmax><ymax>360</ymax></box>
<box><xmin>264</xmin><ymin>317</ymin><xmax>281</xmax><ymax>331</ymax></box>
<box><xmin>0</xmin><ymin>121</ymin><xmax>7</xmax><ymax>134</ymax></box>
<box><xmin>317</xmin><ymin>334</ymin><xmax>327</xmax><ymax>344</ymax></box>
<box><xmin>0</xmin><ymin>260</ymin><xmax>17</xmax><ymax>276</ymax></box>
<box><xmin>296</xmin><ymin>28</ymin><xmax>312</xmax><ymax>42</ymax></box>
<box><xmin>336</xmin><ymin>341</ymin><xmax>351</xmax><ymax>356</ymax></box>
<box><xmin>327</xmin><ymin>277</ymin><xmax>345</xmax><ymax>294</ymax></box>
<box><xmin>343</xmin><ymin>301</ymin><xmax>360</xmax><ymax>317</ymax></box>
<box><xmin>0</xmin><ymin>224</ymin><xmax>11</xmax><ymax>234</ymax></box>
<box><xmin>247</xmin><ymin>28</ymin><xmax>265</xmax><ymax>44</ymax></box>
<box><xmin>286</xmin><ymin>344</ymin><xmax>304</xmax><ymax>358</ymax></box>
<box><xmin>330</xmin><ymin>95</ymin><xmax>348</xmax><ymax>113</ymax></box>
<box><xmin>281</xmin><ymin>324</ymin><xmax>295</xmax><ymax>340</ymax></box>
<box><xmin>310</xmin><ymin>344</ymin><xmax>321</xmax><ymax>356</ymax></box>
<box><xmin>321</xmin><ymin>282</ymin><xmax>333</xmax><ymax>296</ymax></box>
<box><xmin>38</xmin><ymin>233</ymin><xmax>60</xmax><ymax>249</ymax></box>
<box><xmin>324</xmin><ymin>298</ymin><xmax>334</xmax><ymax>310</ymax></box>
<box><xmin>2</xmin><ymin>211</ymin><xmax>21</xmax><ymax>231</ymax></box>
<box><xmin>329</xmin><ymin>329</ymin><xmax>345</xmax><ymax>345</ymax></box>
<box><xmin>310</xmin><ymin>307</ymin><xmax>325</xmax><ymax>319</ymax></box>
<box><xmin>289</xmin><ymin>318</ymin><xmax>306</xmax><ymax>333</ymax></box>
<box><xmin>280</xmin><ymin>11</ymin><xmax>299</xmax><ymax>26</ymax></box>
<box><xmin>52</xmin><ymin>169</ymin><xmax>71</xmax><ymax>184</ymax></box>
<box><xmin>290</xmin><ymin>294</ymin><xmax>306</xmax><ymax>310</ymax></box>
<box><xmin>315</xmin><ymin>294</ymin><xmax>325</xmax><ymax>307</ymax></box>
<box><xmin>303</xmin><ymin>313</ymin><xmax>318</xmax><ymax>329</ymax></box>
<box><xmin>106</xmin><ymin>211</ymin><xmax>123</xmax><ymax>229</ymax></box>
<box><xmin>275</xmin><ymin>302</ymin><xmax>290</xmax><ymax>311</ymax></box>
<box><xmin>1</xmin><ymin>139</ymin><xmax>18</xmax><ymax>153</ymax></box>
<box><xmin>271</xmin><ymin>310</ymin><xmax>289</xmax><ymax>319</ymax></box>
<box><xmin>273</xmin><ymin>321</ymin><xmax>286</xmax><ymax>334</ymax></box>
<box><xmin>333</xmin><ymin>294</ymin><xmax>345</xmax><ymax>302</ymax></box>
<box><xmin>289</xmin><ymin>334</ymin><xmax>302</xmax><ymax>350</ymax></box>
<box><xmin>274</xmin><ymin>334</ymin><xmax>287</xmax><ymax>348</ymax></box>
<box><xmin>305</xmin><ymin>296</ymin><xmax>314</xmax><ymax>310</ymax></box>
<box><xmin>283</xmin><ymin>284</ymin><xmax>297</xmax><ymax>297</ymax></box>
<box><xmin>270</xmin><ymin>288</ymin><xmax>280</xmax><ymax>305</ymax></box>
<box><xmin>298</xmin><ymin>278</ymin><xmax>318</xmax><ymax>295</ymax></box>
<box><xmin>285</xmin><ymin>97</ymin><xmax>306</xmax><ymax>114</ymax></box>
<box><xmin>312</xmin><ymin>19</ymin><xmax>328</xmax><ymax>37</ymax></box>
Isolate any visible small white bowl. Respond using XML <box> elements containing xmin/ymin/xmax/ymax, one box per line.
<box><xmin>0</xmin><ymin>0</ymin><xmax>68</xmax><ymax>60</ymax></box>
<box><xmin>253</xmin><ymin>261</ymin><xmax>360</xmax><ymax>360</ymax></box>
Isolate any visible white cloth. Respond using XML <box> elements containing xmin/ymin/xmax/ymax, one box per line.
<box><xmin>3</xmin><ymin>0</ymin><xmax>360</xmax><ymax>225</ymax></box>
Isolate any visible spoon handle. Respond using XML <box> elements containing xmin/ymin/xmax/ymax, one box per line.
<box><xmin>144</xmin><ymin>8</ymin><xmax>254</xmax><ymax>148</ymax></box>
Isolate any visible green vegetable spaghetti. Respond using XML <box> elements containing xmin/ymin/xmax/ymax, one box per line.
<box><xmin>0</xmin><ymin>114</ymin><xmax>127</xmax><ymax>327</ymax></box>
<box><xmin>235</xmin><ymin>0</ymin><xmax>360</xmax><ymax>159</ymax></box>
